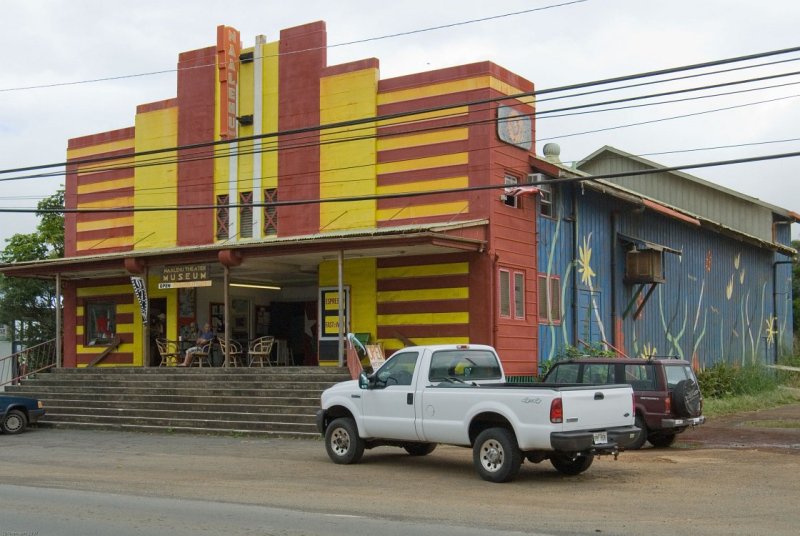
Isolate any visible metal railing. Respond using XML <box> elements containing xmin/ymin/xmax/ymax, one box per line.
<box><xmin>0</xmin><ymin>338</ymin><xmax>58</xmax><ymax>388</ymax></box>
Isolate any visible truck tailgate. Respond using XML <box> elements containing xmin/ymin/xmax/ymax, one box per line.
<box><xmin>559</xmin><ymin>385</ymin><xmax>634</xmax><ymax>431</ymax></box>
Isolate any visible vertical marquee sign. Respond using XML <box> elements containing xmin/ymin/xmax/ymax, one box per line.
<box><xmin>217</xmin><ymin>25</ymin><xmax>241</xmax><ymax>139</ymax></box>
<box><xmin>318</xmin><ymin>287</ymin><xmax>351</xmax><ymax>340</ymax></box>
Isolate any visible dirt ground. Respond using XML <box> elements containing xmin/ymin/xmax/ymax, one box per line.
<box><xmin>1</xmin><ymin>402</ymin><xmax>799</xmax><ymax>536</ymax></box>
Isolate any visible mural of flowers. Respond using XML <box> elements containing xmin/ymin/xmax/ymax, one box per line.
<box><xmin>578</xmin><ymin>234</ymin><xmax>596</xmax><ymax>287</ymax></box>
<box><xmin>640</xmin><ymin>342</ymin><xmax>658</xmax><ymax>359</ymax></box>
<box><xmin>764</xmin><ymin>315</ymin><xmax>778</xmax><ymax>347</ymax></box>
<box><xmin>726</xmin><ymin>275</ymin><xmax>734</xmax><ymax>300</ymax></box>
<box><xmin>734</xmin><ymin>252</ymin><xmax>741</xmax><ymax>270</ymax></box>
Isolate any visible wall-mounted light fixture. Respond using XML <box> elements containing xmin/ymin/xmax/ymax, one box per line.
<box><xmin>230</xmin><ymin>282</ymin><xmax>281</xmax><ymax>290</ymax></box>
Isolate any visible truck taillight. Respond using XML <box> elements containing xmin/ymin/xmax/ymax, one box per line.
<box><xmin>550</xmin><ymin>398</ymin><xmax>563</xmax><ymax>423</ymax></box>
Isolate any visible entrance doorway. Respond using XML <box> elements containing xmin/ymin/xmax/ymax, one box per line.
<box><xmin>148</xmin><ymin>298</ymin><xmax>168</xmax><ymax>367</ymax></box>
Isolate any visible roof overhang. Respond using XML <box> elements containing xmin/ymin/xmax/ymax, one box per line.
<box><xmin>0</xmin><ymin>220</ymin><xmax>489</xmax><ymax>282</ymax></box>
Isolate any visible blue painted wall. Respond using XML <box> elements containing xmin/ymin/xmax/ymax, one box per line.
<box><xmin>538</xmin><ymin>184</ymin><xmax>793</xmax><ymax>371</ymax></box>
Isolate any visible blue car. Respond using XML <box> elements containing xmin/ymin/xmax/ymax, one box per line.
<box><xmin>1</xmin><ymin>395</ymin><xmax>45</xmax><ymax>434</ymax></box>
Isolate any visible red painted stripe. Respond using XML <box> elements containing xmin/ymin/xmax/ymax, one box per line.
<box><xmin>377</xmin><ymin>164</ymin><xmax>470</xmax><ymax>187</ymax></box>
<box><xmin>76</xmin><ymin>276</ymin><xmax>132</xmax><ymax>287</ymax></box>
<box><xmin>377</xmin><ymin>274</ymin><xmax>469</xmax><ymax>291</ymax></box>
<box><xmin>377</xmin><ymin>114</ymin><xmax>470</xmax><ymax>137</ymax></box>
<box><xmin>76</xmin><ymin>226</ymin><xmax>134</xmax><ymax>242</ymax></box>
<box><xmin>75</xmin><ymin>312</ymin><xmax>134</xmax><ymax>325</ymax></box>
<box><xmin>377</xmin><ymin>89</ymin><xmax>485</xmax><ymax>117</ymax></box>
<box><xmin>177</xmin><ymin>46</ymin><xmax>217</xmax><ymax>246</ymax></box>
<box><xmin>73</xmin><ymin>245</ymin><xmax>132</xmax><ymax>256</ymax></box>
<box><xmin>76</xmin><ymin>210</ymin><xmax>133</xmax><ymax>224</ymax></box>
<box><xmin>378</xmin><ymin>253</ymin><xmax>472</xmax><ymax>268</ymax></box>
<box><xmin>77</xmin><ymin>294</ymin><xmax>133</xmax><ymax>305</ymax></box>
<box><xmin>65</xmin><ymin>163</ymin><xmax>78</xmax><ymax>257</ymax></box>
<box><xmin>278</xmin><ymin>22</ymin><xmax>326</xmax><ymax>237</ymax></box>
<box><xmin>137</xmin><ymin>98</ymin><xmax>178</xmax><ymax>114</ymax></box>
<box><xmin>69</xmin><ymin>147</ymin><xmax>135</xmax><ymax>165</ymax></box>
<box><xmin>68</xmin><ymin>127</ymin><xmax>135</xmax><ymax>150</ymax></box>
<box><xmin>63</xmin><ymin>283</ymin><xmax>77</xmax><ymax>368</ymax></box>
<box><xmin>377</xmin><ymin>299</ymin><xmax>468</xmax><ymax>314</ymax></box>
<box><xmin>377</xmin><ymin>214</ymin><xmax>476</xmax><ymax>227</ymax></box>
<box><xmin>377</xmin><ymin>140</ymin><xmax>468</xmax><ymax>164</ymax></box>
<box><xmin>76</xmin><ymin>168</ymin><xmax>134</xmax><ymax>187</ymax></box>
<box><xmin>377</xmin><ymin>190</ymin><xmax>470</xmax><ymax>210</ymax></box>
<box><xmin>76</xmin><ymin>353</ymin><xmax>134</xmax><ymax>365</ymax></box>
<box><xmin>377</xmin><ymin>324</ymin><xmax>469</xmax><ymax>339</ymax></box>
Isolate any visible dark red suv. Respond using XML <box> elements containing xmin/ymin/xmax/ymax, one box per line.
<box><xmin>543</xmin><ymin>357</ymin><xmax>704</xmax><ymax>449</ymax></box>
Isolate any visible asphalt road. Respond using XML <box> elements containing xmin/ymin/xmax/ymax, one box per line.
<box><xmin>1</xmin><ymin>406</ymin><xmax>799</xmax><ymax>536</ymax></box>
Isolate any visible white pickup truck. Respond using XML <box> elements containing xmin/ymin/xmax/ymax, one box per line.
<box><xmin>316</xmin><ymin>344</ymin><xmax>639</xmax><ymax>482</ymax></box>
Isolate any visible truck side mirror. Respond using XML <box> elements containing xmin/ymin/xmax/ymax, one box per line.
<box><xmin>358</xmin><ymin>371</ymin><xmax>370</xmax><ymax>390</ymax></box>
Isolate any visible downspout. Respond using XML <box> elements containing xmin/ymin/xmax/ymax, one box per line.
<box><xmin>55</xmin><ymin>273</ymin><xmax>62</xmax><ymax>369</ymax></box>
<box><xmin>338</xmin><ymin>250</ymin><xmax>345</xmax><ymax>367</ymax></box>
<box><xmin>223</xmin><ymin>264</ymin><xmax>231</xmax><ymax>366</ymax></box>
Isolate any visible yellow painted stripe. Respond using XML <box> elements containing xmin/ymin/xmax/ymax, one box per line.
<box><xmin>378</xmin><ymin>312</ymin><xmax>469</xmax><ymax>325</ymax></box>
<box><xmin>77</xmin><ymin>216</ymin><xmax>134</xmax><ymax>232</ymax></box>
<box><xmin>68</xmin><ymin>139</ymin><xmax>134</xmax><ymax>159</ymax></box>
<box><xmin>377</xmin><ymin>107</ymin><xmax>467</xmax><ymax>127</ymax></box>
<box><xmin>378</xmin><ymin>75</ymin><xmax>531</xmax><ymax>106</ymax></box>
<box><xmin>77</xmin><ymin>178</ymin><xmax>135</xmax><ymax>195</ymax></box>
<box><xmin>377</xmin><ymin>128</ymin><xmax>468</xmax><ymax>152</ymax></box>
<box><xmin>377</xmin><ymin>288</ymin><xmax>469</xmax><ymax>302</ymax></box>
<box><xmin>377</xmin><ymin>153</ymin><xmax>467</xmax><ymax>175</ymax></box>
<box><xmin>117</xmin><ymin>304</ymin><xmax>136</xmax><ymax>313</ymax></box>
<box><xmin>383</xmin><ymin>337</ymin><xmax>469</xmax><ymax>350</ymax></box>
<box><xmin>78</xmin><ymin>196</ymin><xmax>134</xmax><ymax>209</ymax></box>
<box><xmin>76</xmin><ymin>326</ymin><xmax>84</xmax><ymax>335</ymax></box>
<box><xmin>377</xmin><ymin>176</ymin><xmax>467</xmax><ymax>196</ymax></box>
<box><xmin>76</xmin><ymin>157</ymin><xmax>135</xmax><ymax>174</ymax></box>
<box><xmin>377</xmin><ymin>201</ymin><xmax>469</xmax><ymax>222</ymax></box>
<box><xmin>378</xmin><ymin>262</ymin><xmax>469</xmax><ymax>279</ymax></box>
<box><xmin>77</xmin><ymin>285</ymin><xmax>133</xmax><ymax>297</ymax></box>
<box><xmin>76</xmin><ymin>235</ymin><xmax>132</xmax><ymax>251</ymax></box>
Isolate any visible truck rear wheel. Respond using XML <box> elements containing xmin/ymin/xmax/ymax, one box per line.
<box><xmin>648</xmin><ymin>432</ymin><xmax>677</xmax><ymax>448</ymax></box>
<box><xmin>473</xmin><ymin>428</ymin><xmax>522</xmax><ymax>483</ymax></box>
<box><xmin>324</xmin><ymin>417</ymin><xmax>365</xmax><ymax>464</ymax></box>
<box><xmin>629</xmin><ymin>414</ymin><xmax>648</xmax><ymax>450</ymax></box>
<box><xmin>550</xmin><ymin>453</ymin><xmax>594</xmax><ymax>475</ymax></box>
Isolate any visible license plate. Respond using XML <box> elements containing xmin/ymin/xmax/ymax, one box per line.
<box><xmin>593</xmin><ymin>432</ymin><xmax>607</xmax><ymax>444</ymax></box>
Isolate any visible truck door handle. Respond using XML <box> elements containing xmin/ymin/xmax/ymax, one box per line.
<box><xmin>407</xmin><ymin>393</ymin><xmax>414</xmax><ymax>405</ymax></box>
<box><xmin>594</xmin><ymin>392</ymin><xmax>604</xmax><ymax>400</ymax></box>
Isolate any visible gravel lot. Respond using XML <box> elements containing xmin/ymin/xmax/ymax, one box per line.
<box><xmin>1</xmin><ymin>402</ymin><xmax>798</xmax><ymax>536</ymax></box>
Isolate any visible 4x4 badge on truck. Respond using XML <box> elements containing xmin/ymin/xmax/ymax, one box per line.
<box><xmin>520</xmin><ymin>397</ymin><xmax>542</xmax><ymax>404</ymax></box>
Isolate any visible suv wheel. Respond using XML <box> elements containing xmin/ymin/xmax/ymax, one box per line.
<box><xmin>672</xmin><ymin>379</ymin><xmax>702</xmax><ymax>418</ymax></box>
<box><xmin>629</xmin><ymin>413</ymin><xmax>648</xmax><ymax>450</ymax></box>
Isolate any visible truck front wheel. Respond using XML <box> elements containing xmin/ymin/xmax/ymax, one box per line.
<box><xmin>473</xmin><ymin>427</ymin><xmax>522</xmax><ymax>483</ymax></box>
<box><xmin>324</xmin><ymin>418</ymin><xmax>365</xmax><ymax>464</ymax></box>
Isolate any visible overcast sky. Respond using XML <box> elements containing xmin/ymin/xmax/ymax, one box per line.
<box><xmin>2</xmin><ymin>0</ymin><xmax>799</xmax><ymax>248</ymax></box>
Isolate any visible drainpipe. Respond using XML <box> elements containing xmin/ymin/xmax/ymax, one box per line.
<box><xmin>55</xmin><ymin>273</ymin><xmax>62</xmax><ymax>369</ymax></box>
<box><xmin>338</xmin><ymin>250</ymin><xmax>345</xmax><ymax>367</ymax></box>
<box><xmin>223</xmin><ymin>264</ymin><xmax>231</xmax><ymax>366</ymax></box>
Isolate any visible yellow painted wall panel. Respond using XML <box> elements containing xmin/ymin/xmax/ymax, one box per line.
<box><xmin>383</xmin><ymin>337</ymin><xmax>469</xmax><ymax>351</ymax></box>
<box><xmin>377</xmin><ymin>312</ymin><xmax>469</xmax><ymax>325</ymax></box>
<box><xmin>377</xmin><ymin>75</ymin><xmax>531</xmax><ymax>106</ymax></box>
<box><xmin>319</xmin><ymin>258</ymin><xmax>377</xmax><ymax>341</ymax></box>
<box><xmin>377</xmin><ymin>201</ymin><xmax>469</xmax><ymax>222</ymax></box>
<box><xmin>77</xmin><ymin>178</ymin><xmax>135</xmax><ymax>195</ymax></box>
<box><xmin>133</xmin><ymin>106</ymin><xmax>178</xmax><ymax>249</ymax></box>
<box><xmin>77</xmin><ymin>285</ymin><xmax>133</xmax><ymax>297</ymax></box>
<box><xmin>320</xmin><ymin>67</ymin><xmax>378</xmax><ymax>230</ymax></box>
<box><xmin>76</xmin><ymin>235</ymin><xmax>132</xmax><ymax>251</ymax></box>
<box><xmin>261</xmin><ymin>41</ymin><xmax>280</xmax><ymax>189</ymax></box>
<box><xmin>77</xmin><ymin>216</ymin><xmax>134</xmax><ymax>232</ymax></box>
<box><xmin>68</xmin><ymin>139</ymin><xmax>134</xmax><ymax>159</ymax></box>
<box><xmin>79</xmin><ymin>196</ymin><xmax>135</xmax><ymax>209</ymax></box>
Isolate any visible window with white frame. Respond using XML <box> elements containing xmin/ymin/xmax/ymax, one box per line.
<box><xmin>538</xmin><ymin>274</ymin><xmax>562</xmax><ymax>324</ymax></box>
<box><xmin>539</xmin><ymin>182</ymin><xmax>555</xmax><ymax>218</ymax></box>
<box><xmin>503</xmin><ymin>174</ymin><xmax>519</xmax><ymax>208</ymax></box>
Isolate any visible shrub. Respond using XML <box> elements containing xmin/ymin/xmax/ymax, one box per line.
<box><xmin>697</xmin><ymin>362</ymin><xmax>778</xmax><ymax>399</ymax></box>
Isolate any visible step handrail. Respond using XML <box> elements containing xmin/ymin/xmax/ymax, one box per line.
<box><xmin>0</xmin><ymin>338</ymin><xmax>58</xmax><ymax>387</ymax></box>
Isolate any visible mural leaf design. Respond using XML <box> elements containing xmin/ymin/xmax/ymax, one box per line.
<box><xmin>578</xmin><ymin>234</ymin><xmax>596</xmax><ymax>287</ymax></box>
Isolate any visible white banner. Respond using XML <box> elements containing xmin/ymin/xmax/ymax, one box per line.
<box><xmin>130</xmin><ymin>276</ymin><xmax>148</xmax><ymax>325</ymax></box>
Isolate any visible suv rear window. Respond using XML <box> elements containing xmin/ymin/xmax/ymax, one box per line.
<box><xmin>624</xmin><ymin>363</ymin><xmax>657</xmax><ymax>390</ymax></box>
<box><xmin>664</xmin><ymin>364</ymin><xmax>694</xmax><ymax>388</ymax></box>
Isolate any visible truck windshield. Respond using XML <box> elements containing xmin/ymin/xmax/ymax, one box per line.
<box><xmin>428</xmin><ymin>350</ymin><xmax>502</xmax><ymax>382</ymax></box>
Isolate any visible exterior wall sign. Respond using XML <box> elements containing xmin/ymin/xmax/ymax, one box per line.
<box><xmin>318</xmin><ymin>286</ymin><xmax>350</xmax><ymax>340</ymax></box>
<box><xmin>497</xmin><ymin>105</ymin><xmax>532</xmax><ymax>151</ymax></box>
<box><xmin>130</xmin><ymin>276</ymin><xmax>149</xmax><ymax>325</ymax></box>
<box><xmin>158</xmin><ymin>264</ymin><xmax>213</xmax><ymax>289</ymax></box>
<box><xmin>217</xmin><ymin>25</ymin><xmax>241</xmax><ymax>139</ymax></box>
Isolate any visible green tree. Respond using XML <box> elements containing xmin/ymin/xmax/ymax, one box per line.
<box><xmin>0</xmin><ymin>189</ymin><xmax>65</xmax><ymax>347</ymax></box>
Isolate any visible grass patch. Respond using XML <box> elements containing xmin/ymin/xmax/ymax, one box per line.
<box><xmin>702</xmin><ymin>388</ymin><xmax>800</xmax><ymax>418</ymax></box>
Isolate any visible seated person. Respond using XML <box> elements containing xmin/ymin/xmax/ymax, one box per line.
<box><xmin>179</xmin><ymin>322</ymin><xmax>215</xmax><ymax>366</ymax></box>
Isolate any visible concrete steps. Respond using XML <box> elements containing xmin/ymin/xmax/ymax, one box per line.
<box><xmin>5</xmin><ymin>366</ymin><xmax>351</xmax><ymax>438</ymax></box>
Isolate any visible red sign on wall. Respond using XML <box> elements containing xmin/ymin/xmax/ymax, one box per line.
<box><xmin>217</xmin><ymin>25</ymin><xmax>241</xmax><ymax>139</ymax></box>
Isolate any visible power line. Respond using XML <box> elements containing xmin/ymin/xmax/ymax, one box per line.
<box><xmin>4</xmin><ymin>150</ymin><xmax>799</xmax><ymax>214</ymax></box>
<box><xmin>4</xmin><ymin>43</ymin><xmax>800</xmax><ymax>176</ymax></box>
<box><xmin>0</xmin><ymin>1</ymin><xmax>587</xmax><ymax>93</ymax></box>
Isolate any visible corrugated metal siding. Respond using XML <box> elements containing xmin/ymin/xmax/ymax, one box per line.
<box><xmin>580</xmin><ymin>152</ymin><xmax>774</xmax><ymax>242</ymax></box>
<box><xmin>537</xmin><ymin>184</ymin><xmax>790</xmax><ymax>370</ymax></box>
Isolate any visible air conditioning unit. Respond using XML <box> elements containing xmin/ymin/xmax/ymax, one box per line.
<box><xmin>624</xmin><ymin>249</ymin><xmax>665</xmax><ymax>284</ymax></box>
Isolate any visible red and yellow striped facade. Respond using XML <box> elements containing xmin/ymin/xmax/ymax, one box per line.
<box><xmin>62</xmin><ymin>21</ymin><xmax>541</xmax><ymax>373</ymax></box>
